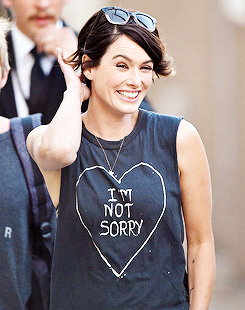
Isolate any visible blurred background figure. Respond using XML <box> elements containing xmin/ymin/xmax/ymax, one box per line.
<box><xmin>0</xmin><ymin>15</ymin><xmax>55</xmax><ymax>310</ymax></box>
<box><xmin>0</xmin><ymin>0</ymin><xmax>77</xmax><ymax>124</ymax></box>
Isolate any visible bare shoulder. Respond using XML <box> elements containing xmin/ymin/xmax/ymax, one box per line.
<box><xmin>177</xmin><ymin>119</ymin><xmax>208</xmax><ymax>173</ymax></box>
<box><xmin>177</xmin><ymin>119</ymin><xmax>203</xmax><ymax>147</ymax></box>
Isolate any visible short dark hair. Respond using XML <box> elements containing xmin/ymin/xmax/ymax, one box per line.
<box><xmin>68</xmin><ymin>9</ymin><xmax>174</xmax><ymax>88</ymax></box>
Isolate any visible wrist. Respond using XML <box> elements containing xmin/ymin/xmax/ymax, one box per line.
<box><xmin>64</xmin><ymin>86</ymin><xmax>83</xmax><ymax>101</ymax></box>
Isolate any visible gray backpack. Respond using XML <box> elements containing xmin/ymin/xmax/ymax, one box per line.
<box><xmin>10</xmin><ymin>113</ymin><xmax>56</xmax><ymax>310</ymax></box>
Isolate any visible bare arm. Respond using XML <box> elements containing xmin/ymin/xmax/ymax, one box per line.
<box><xmin>177</xmin><ymin>120</ymin><xmax>215</xmax><ymax>310</ymax></box>
<box><xmin>27</xmin><ymin>48</ymin><xmax>90</xmax><ymax>206</ymax></box>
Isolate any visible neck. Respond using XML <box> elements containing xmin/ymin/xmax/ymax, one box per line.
<box><xmin>83</xmin><ymin>106</ymin><xmax>139</xmax><ymax>141</ymax></box>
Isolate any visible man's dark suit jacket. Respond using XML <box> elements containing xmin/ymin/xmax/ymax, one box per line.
<box><xmin>0</xmin><ymin>32</ymin><xmax>67</xmax><ymax>124</ymax></box>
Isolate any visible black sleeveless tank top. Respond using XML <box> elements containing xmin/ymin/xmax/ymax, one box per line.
<box><xmin>50</xmin><ymin>109</ymin><xmax>189</xmax><ymax>309</ymax></box>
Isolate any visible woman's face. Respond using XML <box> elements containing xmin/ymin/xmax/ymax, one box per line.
<box><xmin>85</xmin><ymin>35</ymin><xmax>154</xmax><ymax>116</ymax></box>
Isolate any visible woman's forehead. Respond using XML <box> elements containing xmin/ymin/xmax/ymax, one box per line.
<box><xmin>105</xmin><ymin>35</ymin><xmax>152</xmax><ymax>62</ymax></box>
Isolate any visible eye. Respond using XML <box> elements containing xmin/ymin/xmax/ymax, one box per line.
<box><xmin>141</xmin><ymin>65</ymin><xmax>153</xmax><ymax>71</ymax></box>
<box><xmin>116</xmin><ymin>63</ymin><xmax>128</xmax><ymax>69</ymax></box>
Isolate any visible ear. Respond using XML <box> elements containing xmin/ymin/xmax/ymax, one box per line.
<box><xmin>1</xmin><ymin>69</ymin><xmax>9</xmax><ymax>89</ymax></box>
<box><xmin>82</xmin><ymin>54</ymin><xmax>94</xmax><ymax>81</ymax></box>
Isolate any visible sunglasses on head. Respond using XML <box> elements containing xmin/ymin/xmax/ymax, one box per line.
<box><xmin>101</xmin><ymin>7</ymin><xmax>157</xmax><ymax>32</ymax></box>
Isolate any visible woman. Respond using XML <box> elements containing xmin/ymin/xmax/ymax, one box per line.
<box><xmin>27</xmin><ymin>7</ymin><xmax>215</xmax><ymax>310</ymax></box>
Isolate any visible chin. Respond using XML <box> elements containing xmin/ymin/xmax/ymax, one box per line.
<box><xmin>118</xmin><ymin>103</ymin><xmax>141</xmax><ymax>115</ymax></box>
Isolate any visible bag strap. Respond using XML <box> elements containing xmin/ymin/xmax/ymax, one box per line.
<box><xmin>10</xmin><ymin>114</ymin><xmax>55</xmax><ymax>250</ymax></box>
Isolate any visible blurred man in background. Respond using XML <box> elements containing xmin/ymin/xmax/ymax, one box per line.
<box><xmin>0</xmin><ymin>0</ymin><xmax>77</xmax><ymax>124</ymax></box>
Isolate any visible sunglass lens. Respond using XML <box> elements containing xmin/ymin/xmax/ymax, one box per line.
<box><xmin>106</xmin><ymin>8</ymin><xmax>129</xmax><ymax>24</ymax></box>
<box><xmin>135</xmin><ymin>13</ymin><xmax>156</xmax><ymax>31</ymax></box>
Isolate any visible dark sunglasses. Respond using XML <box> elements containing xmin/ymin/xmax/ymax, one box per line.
<box><xmin>101</xmin><ymin>7</ymin><xmax>157</xmax><ymax>32</ymax></box>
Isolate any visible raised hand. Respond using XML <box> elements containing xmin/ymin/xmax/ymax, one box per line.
<box><xmin>56</xmin><ymin>47</ymin><xmax>90</xmax><ymax>102</ymax></box>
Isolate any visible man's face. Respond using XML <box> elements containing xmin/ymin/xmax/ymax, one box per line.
<box><xmin>2</xmin><ymin>0</ymin><xmax>68</xmax><ymax>40</ymax></box>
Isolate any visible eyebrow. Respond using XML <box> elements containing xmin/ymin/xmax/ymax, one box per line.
<box><xmin>112</xmin><ymin>54</ymin><xmax>153</xmax><ymax>65</ymax></box>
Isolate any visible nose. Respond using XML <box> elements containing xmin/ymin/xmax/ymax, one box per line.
<box><xmin>35</xmin><ymin>0</ymin><xmax>51</xmax><ymax>8</ymax></box>
<box><xmin>126</xmin><ymin>69</ymin><xmax>142</xmax><ymax>88</ymax></box>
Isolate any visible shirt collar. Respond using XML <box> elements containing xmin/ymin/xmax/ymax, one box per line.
<box><xmin>11</xmin><ymin>23</ymin><xmax>34</xmax><ymax>62</ymax></box>
<box><xmin>11</xmin><ymin>20</ymin><xmax>63</xmax><ymax>61</ymax></box>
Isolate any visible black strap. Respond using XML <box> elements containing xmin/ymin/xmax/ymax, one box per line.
<box><xmin>10</xmin><ymin>114</ymin><xmax>55</xmax><ymax>249</ymax></box>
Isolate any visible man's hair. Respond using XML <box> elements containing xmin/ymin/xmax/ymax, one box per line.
<box><xmin>0</xmin><ymin>16</ymin><xmax>10</xmax><ymax>75</ymax></box>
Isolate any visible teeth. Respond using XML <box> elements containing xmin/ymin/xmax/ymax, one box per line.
<box><xmin>118</xmin><ymin>91</ymin><xmax>138</xmax><ymax>99</ymax></box>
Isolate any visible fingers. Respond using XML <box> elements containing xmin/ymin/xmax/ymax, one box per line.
<box><xmin>56</xmin><ymin>47</ymin><xmax>63</xmax><ymax>67</ymax></box>
<box><xmin>56</xmin><ymin>48</ymin><xmax>71</xmax><ymax>79</ymax></box>
<box><xmin>56</xmin><ymin>47</ymin><xmax>80</xmax><ymax>86</ymax></box>
<box><xmin>56</xmin><ymin>48</ymin><xmax>70</xmax><ymax>70</ymax></box>
<box><xmin>56</xmin><ymin>47</ymin><xmax>69</xmax><ymax>59</ymax></box>
<box><xmin>55</xmin><ymin>48</ymin><xmax>90</xmax><ymax>101</ymax></box>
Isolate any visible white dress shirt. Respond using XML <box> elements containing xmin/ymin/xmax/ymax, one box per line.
<box><xmin>11</xmin><ymin>23</ymin><xmax>59</xmax><ymax>117</ymax></box>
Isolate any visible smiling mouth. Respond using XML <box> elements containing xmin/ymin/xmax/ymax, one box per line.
<box><xmin>117</xmin><ymin>91</ymin><xmax>139</xmax><ymax>99</ymax></box>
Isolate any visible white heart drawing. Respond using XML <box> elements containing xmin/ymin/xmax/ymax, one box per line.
<box><xmin>75</xmin><ymin>162</ymin><xmax>166</xmax><ymax>278</ymax></box>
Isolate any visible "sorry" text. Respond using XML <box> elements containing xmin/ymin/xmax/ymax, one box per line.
<box><xmin>99</xmin><ymin>188</ymin><xmax>143</xmax><ymax>237</ymax></box>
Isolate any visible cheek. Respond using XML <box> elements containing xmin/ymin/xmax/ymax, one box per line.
<box><xmin>107</xmin><ymin>72</ymin><xmax>124</xmax><ymax>87</ymax></box>
<box><xmin>53</xmin><ymin>3</ymin><xmax>64</xmax><ymax>18</ymax></box>
<box><xmin>143</xmin><ymin>74</ymin><xmax>153</xmax><ymax>89</ymax></box>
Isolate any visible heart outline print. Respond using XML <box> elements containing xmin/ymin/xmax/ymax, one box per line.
<box><xmin>75</xmin><ymin>162</ymin><xmax>166</xmax><ymax>278</ymax></box>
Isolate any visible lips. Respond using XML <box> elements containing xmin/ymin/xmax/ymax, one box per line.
<box><xmin>117</xmin><ymin>90</ymin><xmax>139</xmax><ymax>99</ymax></box>
<box><xmin>31</xmin><ymin>15</ymin><xmax>54</xmax><ymax>27</ymax></box>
